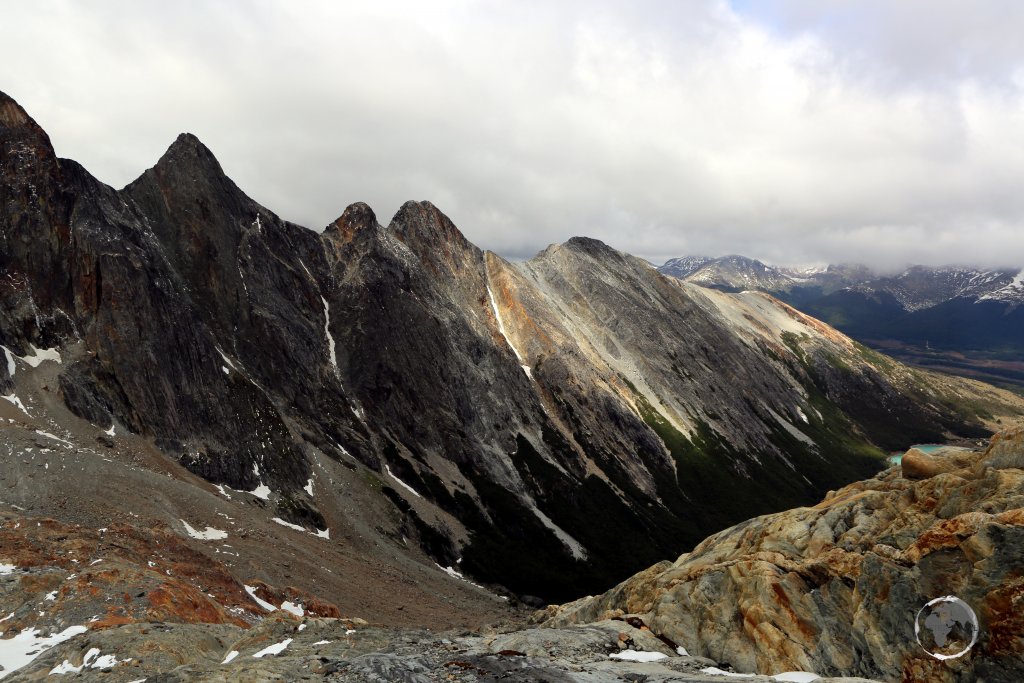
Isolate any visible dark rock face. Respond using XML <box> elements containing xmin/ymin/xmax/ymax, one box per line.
<box><xmin>2</xmin><ymin>91</ymin><xmax>1022</xmax><ymax>602</ymax></box>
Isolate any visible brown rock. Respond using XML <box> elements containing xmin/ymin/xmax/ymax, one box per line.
<box><xmin>901</xmin><ymin>448</ymin><xmax>961</xmax><ymax>479</ymax></box>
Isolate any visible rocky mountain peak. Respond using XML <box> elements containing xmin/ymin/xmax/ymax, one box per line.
<box><xmin>389</xmin><ymin>200</ymin><xmax>473</xmax><ymax>249</ymax></box>
<box><xmin>0</xmin><ymin>91</ymin><xmax>31</xmax><ymax>127</ymax></box>
<box><xmin>547</xmin><ymin>237</ymin><xmax>631</xmax><ymax>268</ymax></box>
<box><xmin>528</xmin><ymin>237</ymin><xmax>628</xmax><ymax>270</ymax></box>
<box><xmin>563</xmin><ymin>235</ymin><xmax>614</xmax><ymax>255</ymax></box>
<box><xmin>324</xmin><ymin>201</ymin><xmax>379</xmax><ymax>243</ymax></box>
<box><xmin>659</xmin><ymin>255</ymin><xmax>713</xmax><ymax>279</ymax></box>
<box><xmin>150</xmin><ymin>131</ymin><xmax>226</xmax><ymax>179</ymax></box>
<box><xmin>0</xmin><ymin>91</ymin><xmax>56</xmax><ymax>158</ymax></box>
<box><xmin>388</xmin><ymin>200</ymin><xmax>483</xmax><ymax>276</ymax></box>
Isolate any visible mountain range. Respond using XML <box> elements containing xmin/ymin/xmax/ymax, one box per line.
<box><xmin>3</xmin><ymin>90</ymin><xmax>1024</xmax><ymax>681</ymax></box>
<box><xmin>659</xmin><ymin>255</ymin><xmax>1024</xmax><ymax>390</ymax></box>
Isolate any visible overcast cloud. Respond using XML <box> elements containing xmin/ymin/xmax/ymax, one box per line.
<box><xmin>4</xmin><ymin>0</ymin><xmax>1024</xmax><ymax>269</ymax></box>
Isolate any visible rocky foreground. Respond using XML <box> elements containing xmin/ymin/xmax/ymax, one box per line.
<box><xmin>3</xmin><ymin>432</ymin><xmax>1022</xmax><ymax>681</ymax></box>
<box><xmin>2</xmin><ymin>611</ymin><xmax>887</xmax><ymax>682</ymax></box>
<box><xmin>538</xmin><ymin>428</ymin><xmax>1024</xmax><ymax>683</ymax></box>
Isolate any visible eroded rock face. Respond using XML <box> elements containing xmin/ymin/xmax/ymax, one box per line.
<box><xmin>540</xmin><ymin>431</ymin><xmax>1024</xmax><ymax>682</ymax></box>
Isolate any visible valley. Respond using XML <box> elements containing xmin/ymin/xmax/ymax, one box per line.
<box><xmin>2</xmin><ymin>90</ymin><xmax>1024</xmax><ymax>681</ymax></box>
<box><xmin>658</xmin><ymin>257</ymin><xmax>1024</xmax><ymax>391</ymax></box>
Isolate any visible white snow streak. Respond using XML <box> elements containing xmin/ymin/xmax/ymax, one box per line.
<box><xmin>609</xmin><ymin>651</ymin><xmax>667</xmax><ymax>662</ymax></box>
<box><xmin>767</xmin><ymin>408</ymin><xmax>815</xmax><ymax>447</ymax></box>
<box><xmin>321</xmin><ymin>296</ymin><xmax>338</xmax><ymax>368</ymax></box>
<box><xmin>2</xmin><ymin>347</ymin><xmax>14</xmax><ymax>377</ymax></box>
<box><xmin>35</xmin><ymin>431</ymin><xmax>72</xmax><ymax>447</ymax></box>
<box><xmin>2</xmin><ymin>394</ymin><xmax>30</xmax><ymax>416</ymax></box>
<box><xmin>384</xmin><ymin>464</ymin><xmax>422</xmax><ymax>498</ymax></box>
<box><xmin>271</xmin><ymin>517</ymin><xmax>305</xmax><ymax>532</ymax></box>
<box><xmin>487</xmin><ymin>285</ymin><xmax>533</xmax><ymax>379</ymax></box>
<box><xmin>244</xmin><ymin>585</ymin><xmax>276</xmax><ymax>612</ymax></box>
<box><xmin>252</xmin><ymin>638</ymin><xmax>292</xmax><ymax>658</ymax></box>
<box><xmin>530</xmin><ymin>505</ymin><xmax>587</xmax><ymax>560</ymax></box>
<box><xmin>434</xmin><ymin>563</ymin><xmax>485</xmax><ymax>589</ymax></box>
<box><xmin>216</xmin><ymin>347</ymin><xmax>238</xmax><ymax>372</ymax></box>
<box><xmin>180</xmin><ymin>520</ymin><xmax>228</xmax><ymax>540</ymax></box>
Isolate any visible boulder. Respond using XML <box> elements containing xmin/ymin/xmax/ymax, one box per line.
<box><xmin>901</xmin><ymin>447</ymin><xmax>967</xmax><ymax>479</ymax></box>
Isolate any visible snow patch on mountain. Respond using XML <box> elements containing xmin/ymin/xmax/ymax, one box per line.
<box><xmin>16</xmin><ymin>345</ymin><xmax>62</xmax><ymax>368</ymax></box>
<box><xmin>180</xmin><ymin>520</ymin><xmax>228</xmax><ymax>540</ymax></box>
<box><xmin>0</xmin><ymin>625</ymin><xmax>88</xmax><ymax>679</ymax></box>
<box><xmin>486</xmin><ymin>284</ymin><xmax>531</xmax><ymax>380</ymax></box>
<box><xmin>384</xmin><ymin>464</ymin><xmax>422</xmax><ymax>498</ymax></box>
<box><xmin>2</xmin><ymin>394</ymin><xmax>30</xmax><ymax>416</ymax></box>
<box><xmin>530</xmin><ymin>503</ymin><xmax>588</xmax><ymax>560</ymax></box>
<box><xmin>978</xmin><ymin>268</ymin><xmax>1024</xmax><ymax>304</ymax></box>
<box><xmin>321</xmin><ymin>296</ymin><xmax>338</xmax><ymax>368</ymax></box>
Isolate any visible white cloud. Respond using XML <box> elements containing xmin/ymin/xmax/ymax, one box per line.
<box><xmin>3</xmin><ymin>0</ymin><xmax>1024</xmax><ymax>268</ymax></box>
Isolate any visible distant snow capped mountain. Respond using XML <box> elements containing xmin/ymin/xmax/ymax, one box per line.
<box><xmin>657</xmin><ymin>255</ymin><xmax>713</xmax><ymax>279</ymax></box>
<box><xmin>658</xmin><ymin>255</ymin><xmax>1024</xmax><ymax>388</ymax></box>
<box><xmin>974</xmin><ymin>269</ymin><xmax>1024</xmax><ymax>304</ymax></box>
<box><xmin>846</xmin><ymin>265</ymin><xmax>1021</xmax><ymax>312</ymax></box>
<box><xmin>658</xmin><ymin>257</ymin><xmax>1024</xmax><ymax>311</ymax></box>
<box><xmin>664</xmin><ymin>255</ymin><xmax>795</xmax><ymax>292</ymax></box>
<box><xmin>779</xmin><ymin>263</ymin><xmax>876</xmax><ymax>293</ymax></box>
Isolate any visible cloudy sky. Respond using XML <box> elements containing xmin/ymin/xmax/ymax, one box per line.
<box><xmin>4</xmin><ymin>1</ymin><xmax>1024</xmax><ymax>268</ymax></box>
